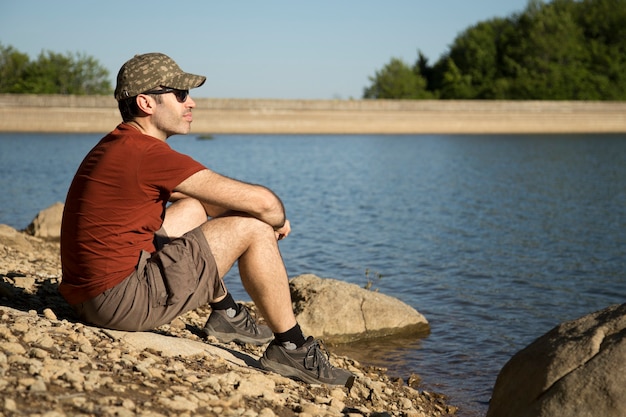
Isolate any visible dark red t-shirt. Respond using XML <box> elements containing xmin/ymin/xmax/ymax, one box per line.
<box><xmin>59</xmin><ymin>124</ymin><xmax>205</xmax><ymax>304</ymax></box>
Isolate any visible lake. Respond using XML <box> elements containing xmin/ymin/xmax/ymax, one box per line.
<box><xmin>1</xmin><ymin>132</ymin><xmax>625</xmax><ymax>416</ymax></box>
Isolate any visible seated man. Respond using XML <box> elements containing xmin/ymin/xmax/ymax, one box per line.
<box><xmin>59</xmin><ymin>52</ymin><xmax>353</xmax><ymax>387</ymax></box>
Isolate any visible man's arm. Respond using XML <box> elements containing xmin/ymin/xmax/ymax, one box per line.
<box><xmin>169</xmin><ymin>191</ymin><xmax>229</xmax><ymax>218</ymax></box>
<box><xmin>174</xmin><ymin>169</ymin><xmax>286</xmax><ymax>229</ymax></box>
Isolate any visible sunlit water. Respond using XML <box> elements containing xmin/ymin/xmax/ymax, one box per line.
<box><xmin>1</xmin><ymin>132</ymin><xmax>625</xmax><ymax>416</ymax></box>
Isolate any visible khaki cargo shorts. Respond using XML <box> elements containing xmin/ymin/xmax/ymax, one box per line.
<box><xmin>72</xmin><ymin>227</ymin><xmax>226</xmax><ymax>331</ymax></box>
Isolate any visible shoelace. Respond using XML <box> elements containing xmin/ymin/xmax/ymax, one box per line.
<box><xmin>303</xmin><ymin>339</ymin><xmax>334</xmax><ymax>377</ymax></box>
<box><xmin>238</xmin><ymin>307</ymin><xmax>261</xmax><ymax>335</ymax></box>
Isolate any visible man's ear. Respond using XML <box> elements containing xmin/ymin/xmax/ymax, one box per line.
<box><xmin>135</xmin><ymin>94</ymin><xmax>155</xmax><ymax>115</ymax></box>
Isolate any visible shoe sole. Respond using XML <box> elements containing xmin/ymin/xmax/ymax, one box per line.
<box><xmin>259</xmin><ymin>357</ymin><xmax>355</xmax><ymax>388</ymax></box>
<box><xmin>202</xmin><ymin>325</ymin><xmax>273</xmax><ymax>346</ymax></box>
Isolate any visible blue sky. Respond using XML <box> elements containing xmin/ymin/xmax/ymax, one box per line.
<box><xmin>1</xmin><ymin>1</ymin><xmax>530</xmax><ymax>99</ymax></box>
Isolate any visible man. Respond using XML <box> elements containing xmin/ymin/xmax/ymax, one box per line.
<box><xmin>60</xmin><ymin>52</ymin><xmax>353</xmax><ymax>387</ymax></box>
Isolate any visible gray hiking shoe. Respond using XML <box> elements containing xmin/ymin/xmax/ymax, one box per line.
<box><xmin>260</xmin><ymin>336</ymin><xmax>355</xmax><ymax>388</ymax></box>
<box><xmin>202</xmin><ymin>304</ymin><xmax>273</xmax><ymax>346</ymax></box>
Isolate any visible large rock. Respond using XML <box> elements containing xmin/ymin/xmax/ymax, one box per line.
<box><xmin>487</xmin><ymin>303</ymin><xmax>626</xmax><ymax>417</ymax></box>
<box><xmin>0</xmin><ymin>224</ymin><xmax>33</xmax><ymax>252</ymax></box>
<box><xmin>25</xmin><ymin>202</ymin><xmax>64</xmax><ymax>240</ymax></box>
<box><xmin>289</xmin><ymin>274</ymin><xmax>429</xmax><ymax>343</ymax></box>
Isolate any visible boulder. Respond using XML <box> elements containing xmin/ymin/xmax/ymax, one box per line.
<box><xmin>25</xmin><ymin>202</ymin><xmax>64</xmax><ymax>240</ymax></box>
<box><xmin>487</xmin><ymin>303</ymin><xmax>626</xmax><ymax>417</ymax></box>
<box><xmin>0</xmin><ymin>224</ymin><xmax>33</xmax><ymax>252</ymax></box>
<box><xmin>289</xmin><ymin>274</ymin><xmax>429</xmax><ymax>343</ymax></box>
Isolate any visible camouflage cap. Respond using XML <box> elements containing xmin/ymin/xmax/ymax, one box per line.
<box><xmin>114</xmin><ymin>53</ymin><xmax>206</xmax><ymax>100</ymax></box>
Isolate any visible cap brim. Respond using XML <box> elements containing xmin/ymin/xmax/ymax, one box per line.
<box><xmin>163</xmin><ymin>72</ymin><xmax>206</xmax><ymax>90</ymax></box>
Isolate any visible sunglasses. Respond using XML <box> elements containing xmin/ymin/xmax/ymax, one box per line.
<box><xmin>142</xmin><ymin>87</ymin><xmax>189</xmax><ymax>103</ymax></box>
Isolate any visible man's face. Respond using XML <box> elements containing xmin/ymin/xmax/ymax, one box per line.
<box><xmin>150</xmin><ymin>91</ymin><xmax>196</xmax><ymax>139</ymax></box>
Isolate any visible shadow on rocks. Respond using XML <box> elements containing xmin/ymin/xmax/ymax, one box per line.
<box><xmin>184</xmin><ymin>322</ymin><xmax>264</xmax><ymax>369</ymax></box>
<box><xmin>0</xmin><ymin>272</ymin><xmax>78</xmax><ymax>322</ymax></box>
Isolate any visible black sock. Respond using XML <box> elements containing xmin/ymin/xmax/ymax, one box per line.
<box><xmin>210</xmin><ymin>292</ymin><xmax>239</xmax><ymax>314</ymax></box>
<box><xmin>274</xmin><ymin>323</ymin><xmax>307</xmax><ymax>350</ymax></box>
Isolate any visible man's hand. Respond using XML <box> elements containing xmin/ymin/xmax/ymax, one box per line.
<box><xmin>275</xmin><ymin>220</ymin><xmax>291</xmax><ymax>240</ymax></box>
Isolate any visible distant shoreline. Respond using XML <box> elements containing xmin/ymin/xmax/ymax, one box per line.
<box><xmin>1</xmin><ymin>94</ymin><xmax>625</xmax><ymax>134</ymax></box>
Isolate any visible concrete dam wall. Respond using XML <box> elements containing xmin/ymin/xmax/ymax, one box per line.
<box><xmin>1</xmin><ymin>94</ymin><xmax>625</xmax><ymax>134</ymax></box>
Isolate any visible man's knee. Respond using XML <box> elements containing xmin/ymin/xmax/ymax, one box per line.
<box><xmin>200</xmin><ymin>214</ymin><xmax>277</xmax><ymax>273</ymax></box>
<box><xmin>177</xmin><ymin>198</ymin><xmax>207</xmax><ymax>222</ymax></box>
<box><xmin>232</xmin><ymin>214</ymin><xmax>276</xmax><ymax>239</ymax></box>
<box><xmin>164</xmin><ymin>198</ymin><xmax>207</xmax><ymax>236</ymax></box>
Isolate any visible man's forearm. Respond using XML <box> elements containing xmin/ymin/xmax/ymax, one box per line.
<box><xmin>252</xmin><ymin>186</ymin><xmax>286</xmax><ymax>229</ymax></box>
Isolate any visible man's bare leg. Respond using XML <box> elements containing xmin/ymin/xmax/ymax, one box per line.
<box><xmin>162</xmin><ymin>198</ymin><xmax>296</xmax><ymax>333</ymax></box>
<box><xmin>199</xmin><ymin>214</ymin><xmax>297</xmax><ymax>334</ymax></box>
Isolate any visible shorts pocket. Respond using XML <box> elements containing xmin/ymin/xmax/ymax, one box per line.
<box><xmin>148</xmin><ymin>240</ymin><xmax>197</xmax><ymax>307</ymax></box>
<box><xmin>144</xmin><ymin>262</ymin><xmax>167</xmax><ymax>307</ymax></box>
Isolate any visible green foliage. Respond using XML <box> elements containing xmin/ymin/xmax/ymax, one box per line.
<box><xmin>363</xmin><ymin>57</ymin><xmax>433</xmax><ymax>99</ymax></box>
<box><xmin>439</xmin><ymin>58</ymin><xmax>474</xmax><ymax>99</ymax></box>
<box><xmin>363</xmin><ymin>0</ymin><xmax>626</xmax><ymax>100</ymax></box>
<box><xmin>0</xmin><ymin>43</ymin><xmax>112</xmax><ymax>95</ymax></box>
<box><xmin>0</xmin><ymin>44</ymin><xmax>30</xmax><ymax>93</ymax></box>
<box><xmin>505</xmin><ymin>0</ymin><xmax>594</xmax><ymax>99</ymax></box>
<box><xmin>444</xmin><ymin>19</ymin><xmax>507</xmax><ymax>98</ymax></box>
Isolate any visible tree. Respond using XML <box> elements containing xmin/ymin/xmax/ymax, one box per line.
<box><xmin>505</xmin><ymin>0</ymin><xmax>595</xmax><ymax>99</ymax></box>
<box><xmin>438</xmin><ymin>58</ymin><xmax>474</xmax><ymax>99</ymax></box>
<box><xmin>446</xmin><ymin>19</ymin><xmax>509</xmax><ymax>98</ymax></box>
<box><xmin>363</xmin><ymin>0</ymin><xmax>626</xmax><ymax>100</ymax></box>
<box><xmin>414</xmin><ymin>50</ymin><xmax>438</xmax><ymax>95</ymax></box>
<box><xmin>577</xmin><ymin>0</ymin><xmax>626</xmax><ymax>99</ymax></box>
<box><xmin>0</xmin><ymin>45</ymin><xmax>112</xmax><ymax>95</ymax></box>
<box><xmin>0</xmin><ymin>44</ymin><xmax>30</xmax><ymax>93</ymax></box>
<box><xmin>363</xmin><ymin>58</ymin><xmax>432</xmax><ymax>99</ymax></box>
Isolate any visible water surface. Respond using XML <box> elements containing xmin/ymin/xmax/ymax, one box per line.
<box><xmin>1</xmin><ymin>132</ymin><xmax>625</xmax><ymax>416</ymax></box>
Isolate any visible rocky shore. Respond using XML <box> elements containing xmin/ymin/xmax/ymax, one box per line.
<box><xmin>0</xmin><ymin>226</ymin><xmax>458</xmax><ymax>417</ymax></box>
